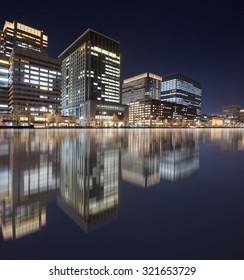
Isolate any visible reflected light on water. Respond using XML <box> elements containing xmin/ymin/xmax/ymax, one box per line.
<box><xmin>0</xmin><ymin>128</ymin><xmax>244</xmax><ymax>241</ymax></box>
<box><xmin>58</xmin><ymin>129</ymin><xmax>120</xmax><ymax>232</ymax></box>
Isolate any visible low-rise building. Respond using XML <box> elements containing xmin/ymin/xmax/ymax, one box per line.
<box><xmin>210</xmin><ymin>116</ymin><xmax>224</xmax><ymax>126</ymax></box>
<box><xmin>128</xmin><ymin>99</ymin><xmax>197</xmax><ymax>127</ymax></box>
<box><xmin>239</xmin><ymin>109</ymin><xmax>244</xmax><ymax>123</ymax></box>
<box><xmin>222</xmin><ymin>105</ymin><xmax>240</xmax><ymax>123</ymax></box>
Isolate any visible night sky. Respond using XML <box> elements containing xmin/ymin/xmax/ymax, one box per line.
<box><xmin>1</xmin><ymin>0</ymin><xmax>244</xmax><ymax>114</ymax></box>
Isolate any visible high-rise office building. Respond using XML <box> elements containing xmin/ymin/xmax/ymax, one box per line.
<box><xmin>0</xmin><ymin>21</ymin><xmax>48</xmax><ymax>56</ymax></box>
<box><xmin>8</xmin><ymin>47</ymin><xmax>61</xmax><ymax>115</ymax></box>
<box><xmin>0</xmin><ymin>30</ymin><xmax>4</xmax><ymax>54</ymax></box>
<box><xmin>0</xmin><ymin>20</ymin><xmax>61</xmax><ymax>120</ymax></box>
<box><xmin>161</xmin><ymin>72</ymin><xmax>202</xmax><ymax>116</ymax></box>
<box><xmin>0</xmin><ymin>55</ymin><xmax>9</xmax><ymax>114</ymax></box>
<box><xmin>122</xmin><ymin>72</ymin><xmax>162</xmax><ymax>104</ymax></box>
<box><xmin>59</xmin><ymin>29</ymin><xmax>127</xmax><ymax>126</ymax></box>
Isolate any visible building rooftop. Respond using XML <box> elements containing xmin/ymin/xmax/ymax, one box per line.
<box><xmin>162</xmin><ymin>72</ymin><xmax>201</xmax><ymax>88</ymax></box>
<box><xmin>58</xmin><ymin>28</ymin><xmax>120</xmax><ymax>60</ymax></box>
<box><xmin>2</xmin><ymin>20</ymin><xmax>47</xmax><ymax>40</ymax></box>
<box><xmin>123</xmin><ymin>72</ymin><xmax>162</xmax><ymax>84</ymax></box>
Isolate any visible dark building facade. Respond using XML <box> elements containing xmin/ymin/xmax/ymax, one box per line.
<box><xmin>59</xmin><ymin>29</ymin><xmax>126</xmax><ymax>126</ymax></box>
<box><xmin>161</xmin><ymin>72</ymin><xmax>202</xmax><ymax>117</ymax></box>
<box><xmin>222</xmin><ymin>105</ymin><xmax>240</xmax><ymax>122</ymax></box>
<box><xmin>122</xmin><ymin>72</ymin><xmax>162</xmax><ymax>104</ymax></box>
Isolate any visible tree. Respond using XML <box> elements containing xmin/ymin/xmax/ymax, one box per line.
<box><xmin>45</xmin><ymin>112</ymin><xmax>55</xmax><ymax>127</ymax></box>
<box><xmin>54</xmin><ymin>113</ymin><xmax>62</xmax><ymax>127</ymax></box>
<box><xmin>12</xmin><ymin>108</ymin><xmax>22</xmax><ymax>126</ymax></box>
<box><xmin>112</xmin><ymin>113</ymin><xmax>119</xmax><ymax>127</ymax></box>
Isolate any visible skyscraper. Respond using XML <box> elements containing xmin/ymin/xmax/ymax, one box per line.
<box><xmin>0</xmin><ymin>21</ymin><xmax>48</xmax><ymax>56</ymax></box>
<box><xmin>8</xmin><ymin>47</ymin><xmax>61</xmax><ymax>116</ymax></box>
<box><xmin>122</xmin><ymin>72</ymin><xmax>162</xmax><ymax>104</ymax></box>
<box><xmin>0</xmin><ymin>55</ymin><xmax>9</xmax><ymax>114</ymax></box>
<box><xmin>161</xmin><ymin>72</ymin><xmax>202</xmax><ymax>117</ymax></box>
<box><xmin>0</xmin><ymin>20</ymin><xmax>61</xmax><ymax>121</ymax></box>
<box><xmin>59</xmin><ymin>29</ymin><xmax>127</xmax><ymax>126</ymax></box>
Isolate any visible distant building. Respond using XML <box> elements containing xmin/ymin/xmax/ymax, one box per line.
<box><xmin>0</xmin><ymin>20</ymin><xmax>61</xmax><ymax>119</ymax></box>
<box><xmin>222</xmin><ymin>105</ymin><xmax>240</xmax><ymax>123</ymax></box>
<box><xmin>0</xmin><ymin>30</ymin><xmax>4</xmax><ymax>54</ymax></box>
<box><xmin>161</xmin><ymin>72</ymin><xmax>202</xmax><ymax>117</ymax></box>
<box><xmin>210</xmin><ymin>116</ymin><xmax>224</xmax><ymax>126</ymax></box>
<box><xmin>128</xmin><ymin>99</ymin><xmax>197</xmax><ymax>126</ymax></box>
<box><xmin>240</xmin><ymin>109</ymin><xmax>244</xmax><ymax>123</ymax></box>
<box><xmin>59</xmin><ymin>29</ymin><xmax>127</xmax><ymax>126</ymax></box>
<box><xmin>122</xmin><ymin>72</ymin><xmax>162</xmax><ymax>104</ymax></box>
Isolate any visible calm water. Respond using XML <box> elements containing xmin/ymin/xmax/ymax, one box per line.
<box><xmin>0</xmin><ymin>128</ymin><xmax>244</xmax><ymax>260</ymax></box>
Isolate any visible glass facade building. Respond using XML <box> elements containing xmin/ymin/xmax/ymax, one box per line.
<box><xmin>161</xmin><ymin>72</ymin><xmax>202</xmax><ymax>116</ymax></box>
<box><xmin>59</xmin><ymin>29</ymin><xmax>126</xmax><ymax>126</ymax></box>
<box><xmin>222</xmin><ymin>105</ymin><xmax>240</xmax><ymax>122</ymax></box>
<box><xmin>122</xmin><ymin>72</ymin><xmax>162</xmax><ymax>104</ymax></box>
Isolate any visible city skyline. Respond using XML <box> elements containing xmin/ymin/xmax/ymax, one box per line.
<box><xmin>1</xmin><ymin>0</ymin><xmax>244</xmax><ymax>114</ymax></box>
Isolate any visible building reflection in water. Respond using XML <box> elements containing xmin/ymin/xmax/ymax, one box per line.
<box><xmin>0</xmin><ymin>129</ymin><xmax>60</xmax><ymax>240</ymax></box>
<box><xmin>1</xmin><ymin>128</ymin><xmax>244</xmax><ymax>240</ymax></box>
<box><xmin>205</xmin><ymin>128</ymin><xmax>244</xmax><ymax>151</ymax></box>
<box><xmin>159</xmin><ymin>130</ymin><xmax>200</xmax><ymax>182</ymax></box>
<box><xmin>121</xmin><ymin>129</ymin><xmax>200</xmax><ymax>186</ymax></box>
<box><xmin>121</xmin><ymin>129</ymin><xmax>160</xmax><ymax>187</ymax></box>
<box><xmin>57</xmin><ymin>129</ymin><xmax>120</xmax><ymax>232</ymax></box>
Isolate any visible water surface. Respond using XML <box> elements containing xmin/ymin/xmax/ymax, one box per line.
<box><xmin>0</xmin><ymin>128</ymin><xmax>243</xmax><ymax>259</ymax></box>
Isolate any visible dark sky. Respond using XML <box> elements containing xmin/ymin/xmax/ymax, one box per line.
<box><xmin>1</xmin><ymin>0</ymin><xmax>244</xmax><ymax>114</ymax></box>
